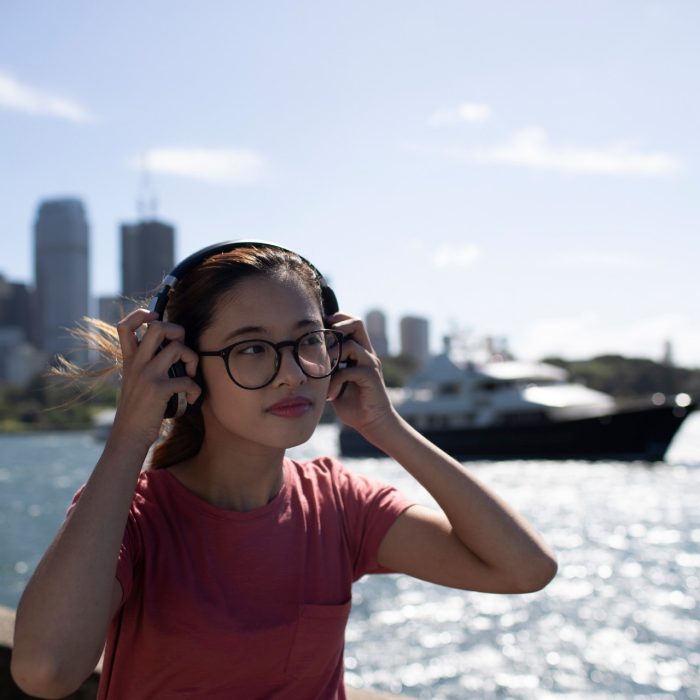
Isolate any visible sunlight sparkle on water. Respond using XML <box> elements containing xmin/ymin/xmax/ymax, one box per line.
<box><xmin>3</xmin><ymin>418</ymin><xmax>700</xmax><ymax>698</ymax></box>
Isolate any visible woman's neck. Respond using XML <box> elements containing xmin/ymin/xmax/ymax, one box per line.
<box><xmin>167</xmin><ymin>437</ymin><xmax>286</xmax><ymax>512</ymax></box>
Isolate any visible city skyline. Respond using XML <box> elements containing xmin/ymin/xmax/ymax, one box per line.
<box><xmin>0</xmin><ymin>196</ymin><xmax>435</xmax><ymax>384</ymax></box>
<box><xmin>2</xmin><ymin>2</ymin><xmax>699</xmax><ymax>366</ymax></box>
<box><xmin>4</xmin><ymin>183</ymin><xmax>692</xmax><ymax>367</ymax></box>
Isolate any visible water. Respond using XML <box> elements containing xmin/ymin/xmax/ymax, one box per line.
<box><xmin>2</xmin><ymin>417</ymin><xmax>699</xmax><ymax>699</ymax></box>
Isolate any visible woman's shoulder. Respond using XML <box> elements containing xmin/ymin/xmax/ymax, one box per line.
<box><xmin>126</xmin><ymin>467</ymin><xmax>181</xmax><ymax>510</ymax></box>
<box><xmin>285</xmin><ymin>455</ymin><xmax>384</xmax><ymax>498</ymax></box>
<box><xmin>285</xmin><ymin>454</ymin><xmax>347</xmax><ymax>481</ymax></box>
<box><xmin>135</xmin><ymin>466</ymin><xmax>169</xmax><ymax>489</ymax></box>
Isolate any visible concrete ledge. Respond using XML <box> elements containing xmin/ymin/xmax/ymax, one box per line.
<box><xmin>1</xmin><ymin>606</ymin><xmax>400</xmax><ymax>699</ymax></box>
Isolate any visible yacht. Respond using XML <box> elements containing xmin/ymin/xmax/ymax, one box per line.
<box><xmin>339</xmin><ymin>350</ymin><xmax>696</xmax><ymax>461</ymax></box>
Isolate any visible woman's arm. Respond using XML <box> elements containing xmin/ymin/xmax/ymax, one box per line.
<box><xmin>328</xmin><ymin>314</ymin><xmax>557</xmax><ymax>594</ymax></box>
<box><xmin>371</xmin><ymin>416</ymin><xmax>557</xmax><ymax>593</ymax></box>
<box><xmin>12</xmin><ymin>442</ymin><xmax>148</xmax><ymax>697</ymax></box>
<box><xmin>11</xmin><ymin>310</ymin><xmax>201</xmax><ymax>698</ymax></box>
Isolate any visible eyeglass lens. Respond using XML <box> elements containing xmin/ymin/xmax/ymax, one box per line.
<box><xmin>228</xmin><ymin>330</ymin><xmax>341</xmax><ymax>388</ymax></box>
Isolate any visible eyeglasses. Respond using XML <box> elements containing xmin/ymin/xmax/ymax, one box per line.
<box><xmin>198</xmin><ymin>329</ymin><xmax>344</xmax><ymax>390</ymax></box>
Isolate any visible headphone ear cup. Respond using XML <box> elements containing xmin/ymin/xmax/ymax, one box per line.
<box><xmin>321</xmin><ymin>285</ymin><xmax>339</xmax><ymax>317</ymax></box>
<box><xmin>163</xmin><ymin>360</ymin><xmax>206</xmax><ymax>418</ymax></box>
<box><xmin>164</xmin><ymin>360</ymin><xmax>188</xmax><ymax>418</ymax></box>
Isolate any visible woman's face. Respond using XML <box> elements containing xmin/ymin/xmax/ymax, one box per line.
<box><xmin>197</xmin><ymin>272</ymin><xmax>331</xmax><ymax>451</ymax></box>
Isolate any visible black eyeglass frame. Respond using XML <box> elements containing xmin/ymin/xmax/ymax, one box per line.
<box><xmin>198</xmin><ymin>329</ymin><xmax>344</xmax><ymax>390</ymax></box>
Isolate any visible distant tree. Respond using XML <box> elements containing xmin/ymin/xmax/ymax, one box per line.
<box><xmin>0</xmin><ymin>372</ymin><xmax>118</xmax><ymax>431</ymax></box>
<box><xmin>542</xmin><ymin>355</ymin><xmax>700</xmax><ymax>400</ymax></box>
<box><xmin>381</xmin><ymin>354</ymin><xmax>420</xmax><ymax>388</ymax></box>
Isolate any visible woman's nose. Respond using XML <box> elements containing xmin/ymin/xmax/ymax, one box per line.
<box><xmin>274</xmin><ymin>347</ymin><xmax>306</xmax><ymax>386</ymax></box>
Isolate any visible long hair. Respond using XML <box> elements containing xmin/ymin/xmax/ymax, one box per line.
<box><xmin>54</xmin><ymin>245</ymin><xmax>323</xmax><ymax>469</ymax></box>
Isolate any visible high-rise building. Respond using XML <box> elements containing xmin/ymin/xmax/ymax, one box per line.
<box><xmin>400</xmin><ymin>315</ymin><xmax>430</xmax><ymax>369</ymax></box>
<box><xmin>121</xmin><ymin>220</ymin><xmax>175</xmax><ymax>302</ymax></box>
<box><xmin>365</xmin><ymin>309</ymin><xmax>389</xmax><ymax>357</ymax></box>
<box><xmin>0</xmin><ymin>275</ymin><xmax>33</xmax><ymax>342</ymax></box>
<box><xmin>34</xmin><ymin>198</ymin><xmax>89</xmax><ymax>360</ymax></box>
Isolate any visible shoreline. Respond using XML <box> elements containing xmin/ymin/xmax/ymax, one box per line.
<box><xmin>0</xmin><ymin>425</ymin><xmax>98</xmax><ymax>435</ymax></box>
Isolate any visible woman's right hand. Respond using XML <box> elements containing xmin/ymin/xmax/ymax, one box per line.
<box><xmin>110</xmin><ymin>308</ymin><xmax>201</xmax><ymax>450</ymax></box>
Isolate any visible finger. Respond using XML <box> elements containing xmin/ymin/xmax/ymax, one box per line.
<box><xmin>326</xmin><ymin>312</ymin><xmax>362</xmax><ymax>335</ymax></box>
<box><xmin>325</xmin><ymin>312</ymin><xmax>354</xmax><ymax>324</ymax></box>
<box><xmin>147</xmin><ymin>340</ymin><xmax>199</xmax><ymax>378</ymax></box>
<box><xmin>181</xmin><ymin>349</ymin><xmax>200</xmax><ymax>380</ymax></box>
<box><xmin>117</xmin><ymin>309</ymin><xmax>158</xmax><ymax>362</ymax></box>
<box><xmin>327</xmin><ymin>364</ymin><xmax>379</xmax><ymax>402</ymax></box>
<box><xmin>327</xmin><ymin>369</ymin><xmax>354</xmax><ymax>403</ymax></box>
<box><xmin>330</xmin><ymin>316</ymin><xmax>374</xmax><ymax>353</ymax></box>
<box><xmin>327</xmin><ymin>342</ymin><xmax>381</xmax><ymax>399</ymax></box>
<box><xmin>167</xmin><ymin>377</ymin><xmax>203</xmax><ymax>406</ymax></box>
<box><xmin>340</xmin><ymin>336</ymin><xmax>378</xmax><ymax>368</ymax></box>
<box><xmin>135</xmin><ymin>321</ymin><xmax>188</xmax><ymax>363</ymax></box>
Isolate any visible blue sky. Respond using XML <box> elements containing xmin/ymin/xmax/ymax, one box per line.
<box><xmin>2</xmin><ymin>1</ymin><xmax>699</xmax><ymax>365</ymax></box>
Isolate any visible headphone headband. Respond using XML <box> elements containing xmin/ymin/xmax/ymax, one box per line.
<box><xmin>148</xmin><ymin>239</ymin><xmax>338</xmax><ymax>320</ymax></box>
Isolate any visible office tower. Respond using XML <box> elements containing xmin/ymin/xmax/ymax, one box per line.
<box><xmin>400</xmin><ymin>315</ymin><xmax>430</xmax><ymax>369</ymax></box>
<box><xmin>121</xmin><ymin>220</ymin><xmax>175</xmax><ymax>302</ymax></box>
<box><xmin>34</xmin><ymin>198</ymin><xmax>89</xmax><ymax>360</ymax></box>
<box><xmin>365</xmin><ymin>309</ymin><xmax>389</xmax><ymax>357</ymax></box>
<box><xmin>0</xmin><ymin>275</ymin><xmax>32</xmax><ymax>342</ymax></box>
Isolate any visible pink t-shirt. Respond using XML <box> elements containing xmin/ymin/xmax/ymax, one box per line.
<box><xmin>72</xmin><ymin>456</ymin><xmax>413</xmax><ymax>699</ymax></box>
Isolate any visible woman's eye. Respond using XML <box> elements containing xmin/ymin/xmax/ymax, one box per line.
<box><xmin>301</xmin><ymin>333</ymin><xmax>322</xmax><ymax>347</ymax></box>
<box><xmin>237</xmin><ymin>343</ymin><xmax>267</xmax><ymax>356</ymax></box>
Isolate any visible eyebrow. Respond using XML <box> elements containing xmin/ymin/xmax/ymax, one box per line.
<box><xmin>221</xmin><ymin>319</ymin><xmax>320</xmax><ymax>344</ymax></box>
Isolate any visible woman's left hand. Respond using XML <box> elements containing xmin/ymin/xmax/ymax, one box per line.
<box><xmin>326</xmin><ymin>313</ymin><xmax>398</xmax><ymax>439</ymax></box>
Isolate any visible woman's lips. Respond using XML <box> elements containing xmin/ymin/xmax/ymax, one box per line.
<box><xmin>266</xmin><ymin>396</ymin><xmax>313</xmax><ymax>418</ymax></box>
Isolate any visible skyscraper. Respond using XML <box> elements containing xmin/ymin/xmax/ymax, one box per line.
<box><xmin>365</xmin><ymin>309</ymin><xmax>389</xmax><ymax>357</ymax></box>
<box><xmin>34</xmin><ymin>198</ymin><xmax>89</xmax><ymax>360</ymax></box>
<box><xmin>0</xmin><ymin>275</ymin><xmax>32</xmax><ymax>342</ymax></box>
<box><xmin>400</xmin><ymin>315</ymin><xmax>430</xmax><ymax>369</ymax></box>
<box><xmin>121</xmin><ymin>220</ymin><xmax>175</xmax><ymax>302</ymax></box>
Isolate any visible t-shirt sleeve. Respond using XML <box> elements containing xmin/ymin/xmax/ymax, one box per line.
<box><xmin>66</xmin><ymin>484</ymin><xmax>141</xmax><ymax>606</ymax></box>
<box><xmin>328</xmin><ymin>457</ymin><xmax>415</xmax><ymax>580</ymax></box>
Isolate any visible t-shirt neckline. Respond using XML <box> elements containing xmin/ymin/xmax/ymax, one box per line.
<box><xmin>157</xmin><ymin>459</ymin><xmax>291</xmax><ymax>521</ymax></box>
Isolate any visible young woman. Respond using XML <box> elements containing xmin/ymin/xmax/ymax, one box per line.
<box><xmin>11</xmin><ymin>242</ymin><xmax>557</xmax><ymax>699</ymax></box>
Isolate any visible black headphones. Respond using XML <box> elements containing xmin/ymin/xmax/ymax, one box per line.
<box><xmin>147</xmin><ymin>240</ymin><xmax>339</xmax><ymax>418</ymax></box>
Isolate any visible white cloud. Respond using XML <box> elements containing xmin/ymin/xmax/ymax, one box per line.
<box><xmin>513</xmin><ymin>312</ymin><xmax>700</xmax><ymax>366</ymax></box>
<box><xmin>430</xmin><ymin>102</ymin><xmax>491</xmax><ymax>127</ymax></box>
<box><xmin>0</xmin><ymin>69</ymin><xmax>95</xmax><ymax>123</ymax></box>
<box><xmin>433</xmin><ymin>243</ymin><xmax>481</xmax><ymax>268</ymax></box>
<box><xmin>131</xmin><ymin>147</ymin><xmax>267</xmax><ymax>184</ymax></box>
<box><xmin>468</xmin><ymin>127</ymin><xmax>680</xmax><ymax>176</ymax></box>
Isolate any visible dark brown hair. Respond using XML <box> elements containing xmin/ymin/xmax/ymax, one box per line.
<box><xmin>54</xmin><ymin>245</ymin><xmax>323</xmax><ymax>469</ymax></box>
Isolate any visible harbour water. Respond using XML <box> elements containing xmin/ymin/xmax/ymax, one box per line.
<box><xmin>1</xmin><ymin>416</ymin><xmax>699</xmax><ymax>699</ymax></box>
